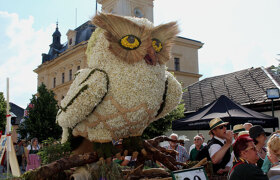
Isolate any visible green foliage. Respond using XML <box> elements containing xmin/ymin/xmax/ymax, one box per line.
<box><xmin>37</xmin><ymin>137</ymin><xmax>71</xmax><ymax>165</ymax></box>
<box><xmin>1</xmin><ymin>172</ymin><xmax>14</xmax><ymax>179</ymax></box>
<box><xmin>270</xmin><ymin>64</ymin><xmax>280</xmax><ymax>75</ymax></box>
<box><xmin>0</xmin><ymin>92</ymin><xmax>7</xmax><ymax>131</ymax></box>
<box><xmin>17</xmin><ymin>83</ymin><xmax>62</xmax><ymax>142</ymax></box>
<box><xmin>142</xmin><ymin>102</ymin><xmax>185</xmax><ymax>139</ymax></box>
<box><xmin>91</xmin><ymin>162</ymin><xmax>124</xmax><ymax>180</ymax></box>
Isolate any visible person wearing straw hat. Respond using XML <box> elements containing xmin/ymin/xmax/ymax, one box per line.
<box><xmin>238</xmin><ymin>131</ymin><xmax>250</xmax><ymax>138</ymax></box>
<box><xmin>233</xmin><ymin>124</ymin><xmax>245</xmax><ymax>140</ymax></box>
<box><xmin>208</xmin><ymin>118</ymin><xmax>234</xmax><ymax>174</ymax></box>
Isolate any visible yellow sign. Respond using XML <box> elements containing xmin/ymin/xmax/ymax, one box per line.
<box><xmin>0</xmin><ymin>135</ymin><xmax>21</xmax><ymax>177</ymax></box>
<box><xmin>0</xmin><ymin>135</ymin><xmax>7</xmax><ymax>163</ymax></box>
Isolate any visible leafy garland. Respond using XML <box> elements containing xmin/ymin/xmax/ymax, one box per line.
<box><xmin>58</xmin><ymin>85</ymin><xmax>89</xmax><ymax>114</ymax></box>
<box><xmin>58</xmin><ymin>69</ymin><xmax>109</xmax><ymax>116</ymax></box>
<box><xmin>86</xmin><ymin>69</ymin><xmax>109</xmax><ymax>116</ymax></box>
<box><xmin>155</xmin><ymin>77</ymin><xmax>168</xmax><ymax>117</ymax></box>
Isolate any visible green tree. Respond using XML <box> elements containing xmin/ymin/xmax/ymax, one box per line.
<box><xmin>0</xmin><ymin>92</ymin><xmax>7</xmax><ymax>131</ymax></box>
<box><xmin>17</xmin><ymin>84</ymin><xmax>62</xmax><ymax>142</ymax></box>
<box><xmin>270</xmin><ymin>64</ymin><xmax>280</xmax><ymax>75</ymax></box>
<box><xmin>37</xmin><ymin>137</ymin><xmax>71</xmax><ymax>165</ymax></box>
<box><xmin>142</xmin><ymin>102</ymin><xmax>185</xmax><ymax>139</ymax></box>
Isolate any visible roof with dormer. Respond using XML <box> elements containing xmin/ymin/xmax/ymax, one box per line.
<box><xmin>183</xmin><ymin>67</ymin><xmax>280</xmax><ymax>112</ymax></box>
<box><xmin>42</xmin><ymin>21</ymin><xmax>96</xmax><ymax>63</ymax></box>
<box><xmin>9</xmin><ymin>102</ymin><xmax>24</xmax><ymax>125</ymax></box>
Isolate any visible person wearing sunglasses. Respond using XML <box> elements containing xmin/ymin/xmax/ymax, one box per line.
<box><xmin>189</xmin><ymin>133</ymin><xmax>207</xmax><ymax>154</ymax></box>
<box><xmin>190</xmin><ymin>135</ymin><xmax>204</xmax><ymax>161</ymax></box>
<box><xmin>208</xmin><ymin>118</ymin><xmax>234</xmax><ymax>175</ymax></box>
<box><xmin>228</xmin><ymin>135</ymin><xmax>268</xmax><ymax>180</ymax></box>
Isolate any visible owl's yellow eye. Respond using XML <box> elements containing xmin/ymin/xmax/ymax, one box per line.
<box><xmin>119</xmin><ymin>35</ymin><xmax>141</xmax><ymax>50</ymax></box>
<box><xmin>152</xmin><ymin>38</ymin><xmax>162</xmax><ymax>53</ymax></box>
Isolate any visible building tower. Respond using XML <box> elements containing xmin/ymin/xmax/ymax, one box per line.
<box><xmin>97</xmin><ymin>0</ymin><xmax>154</xmax><ymax>22</ymax></box>
<box><xmin>51</xmin><ymin>22</ymin><xmax>62</xmax><ymax>50</ymax></box>
<box><xmin>42</xmin><ymin>22</ymin><xmax>63</xmax><ymax>63</ymax></box>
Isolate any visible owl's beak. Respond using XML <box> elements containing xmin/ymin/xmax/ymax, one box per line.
<box><xmin>144</xmin><ymin>46</ymin><xmax>158</xmax><ymax>66</ymax></box>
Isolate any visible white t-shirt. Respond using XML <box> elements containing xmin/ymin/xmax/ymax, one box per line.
<box><xmin>124</xmin><ymin>156</ymin><xmax>132</xmax><ymax>161</ymax></box>
<box><xmin>208</xmin><ymin>136</ymin><xmax>233</xmax><ymax>167</ymax></box>
<box><xmin>124</xmin><ymin>156</ymin><xmax>137</xmax><ymax>161</ymax></box>
<box><xmin>27</xmin><ymin>145</ymin><xmax>40</xmax><ymax>151</ymax></box>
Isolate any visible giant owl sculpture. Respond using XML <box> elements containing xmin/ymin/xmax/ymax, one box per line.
<box><xmin>57</xmin><ymin>13</ymin><xmax>182</xmax><ymax>145</ymax></box>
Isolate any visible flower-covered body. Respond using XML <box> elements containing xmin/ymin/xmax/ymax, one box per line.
<box><xmin>57</xmin><ymin>13</ymin><xmax>182</xmax><ymax>143</ymax></box>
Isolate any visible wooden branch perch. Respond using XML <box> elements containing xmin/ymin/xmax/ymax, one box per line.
<box><xmin>22</xmin><ymin>152</ymin><xmax>99</xmax><ymax>180</ymax></box>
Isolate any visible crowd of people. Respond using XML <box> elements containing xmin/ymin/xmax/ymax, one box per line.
<box><xmin>2</xmin><ymin>119</ymin><xmax>280</xmax><ymax>179</ymax></box>
<box><xmin>4</xmin><ymin>137</ymin><xmax>41</xmax><ymax>173</ymax></box>
<box><xmin>164</xmin><ymin>118</ymin><xmax>280</xmax><ymax>179</ymax></box>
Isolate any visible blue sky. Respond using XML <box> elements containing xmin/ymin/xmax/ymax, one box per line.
<box><xmin>1</xmin><ymin>0</ymin><xmax>280</xmax><ymax>108</ymax></box>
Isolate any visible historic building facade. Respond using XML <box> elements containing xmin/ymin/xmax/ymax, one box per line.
<box><xmin>34</xmin><ymin>0</ymin><xmax>203</xmax><ymax>104</ymax></box>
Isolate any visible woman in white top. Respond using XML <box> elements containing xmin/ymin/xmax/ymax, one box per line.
<box><xmin>26</xmin><ymin>138</ymin><xmax>41</xmax><ymax>171</ymax></box>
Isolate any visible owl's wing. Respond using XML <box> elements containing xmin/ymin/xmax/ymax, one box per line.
<box><xmin>155</xmin><ymin>71</ymin><xmax>182</xmax><ymax>119</ymax></box>
<box><xmin>57</xmin><ymin>68</ymin><xmax>109</xmax><ymax>129</ymax></box>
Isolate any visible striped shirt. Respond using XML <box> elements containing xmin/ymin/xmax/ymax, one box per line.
<box><xmin>165</xmin><ymin>144</ymin><xmax>189</xmax><ymax>163</ymax></box>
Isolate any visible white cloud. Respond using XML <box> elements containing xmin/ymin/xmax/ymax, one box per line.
<box><xmin>0</xmin><ymin>11</ymin><xmax>54</xmax><ymax>108</ymax></box>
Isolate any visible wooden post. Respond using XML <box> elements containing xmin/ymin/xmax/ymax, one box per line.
<box><xmin>6</xmin><ymin>78</ymin><xmax>10</xmax><ymax>178</ymax></box>
<box><xmin>5</xmin><ymin>78</ymin><xmax>21</xmax><ymax>177</ymax></box>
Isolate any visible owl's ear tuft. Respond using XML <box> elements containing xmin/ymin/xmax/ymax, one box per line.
<box><xmin>92</xmin><ymin>13</ymin><xmax>147</xmax><ymax>42</ymax></box>
<box><xmin>152</xmin><ymin>22</ymin><xmax>180</xmax><ymax>64</ymax></box>
<box><xmin>92</xmin><ymin>13</ymin><xmax>151</xmax><ymax>64</ymax></box>
<box><xmin>152</xmin><ymin>22</ymin><xmax>180</xmax><ymax>42</ymax></box>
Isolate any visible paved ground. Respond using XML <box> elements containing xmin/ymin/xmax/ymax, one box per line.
<box><xmin>0</xmin><ymin>165</ymin><xmax>25</xmax><ymax>179</ymax></box>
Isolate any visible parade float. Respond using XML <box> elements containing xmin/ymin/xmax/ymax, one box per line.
<box><xmin>22</xmin><ymin>13</ymin><xmax>214</xmax><ymax>180</ymax></box>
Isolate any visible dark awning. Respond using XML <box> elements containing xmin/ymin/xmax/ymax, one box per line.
<box><xmin>172</xmin><ymin>95</ymin><xmax>279</xmax><ymax>130</ymax></box>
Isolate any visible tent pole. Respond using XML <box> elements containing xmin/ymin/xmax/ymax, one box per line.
<box><xmin>271</xmin><ymin>99</ymin><xmax>276</xmax><ymax>131</ymax></box>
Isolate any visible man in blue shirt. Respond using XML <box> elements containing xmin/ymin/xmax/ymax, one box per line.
<box><xmin>166</xmin><ymin>133</ymin><xmax>189</xmax><ymax>163</ymax></box>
